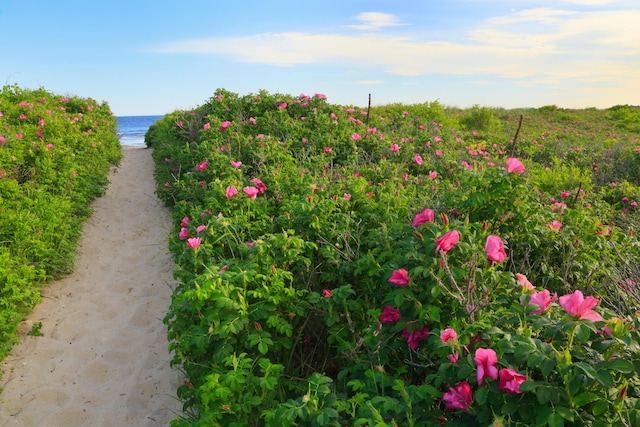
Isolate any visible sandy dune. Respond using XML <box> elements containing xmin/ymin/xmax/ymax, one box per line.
<box><xmin>0</xmin><ymin>147</ymin><xmax>183</xmax><ymax>426</ymax></box>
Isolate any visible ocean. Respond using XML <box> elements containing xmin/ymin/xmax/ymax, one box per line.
<box><xmin>116</xmin><ymin>115</ymin><xmax>163</xmax><ymax>147</ymax></box>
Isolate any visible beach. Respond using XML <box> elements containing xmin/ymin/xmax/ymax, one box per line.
<box><xmin>0</xmin><ymin>147</ymin><xmax>182</xmax><ymax>426</ymax></box>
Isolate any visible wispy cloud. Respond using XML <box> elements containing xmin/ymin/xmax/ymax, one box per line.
<box><xmin>354</xmin><ymin>80</ymin><xmax>385</xmax><ymax>85</ymax></box>
<box><xmin>152</xmin><ymin>8</ymin><xmax>640</xmax><ymax>94</ymax></box>
<box><xmin>344</xmin><ymin>12</ymin><xmax>407</xmax><ymax>31</ymax></box>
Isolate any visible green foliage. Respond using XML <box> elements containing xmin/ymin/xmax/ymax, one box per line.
<box><xmin>150</xmin><ymin>89</ymin><xmax>640</xmax><ymax>426</ymax></box>
<box><xmin>27</xmin><ymin>322</ymin><xmax>43</xmax><ymax>337</ymax></box>
<box><xmin>0</xmin><ymin>84</ymin><xmax>121</xmax><ymax>361</ymax></box>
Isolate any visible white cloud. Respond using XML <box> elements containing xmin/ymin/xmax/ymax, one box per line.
<box><xmin>344</xmin><ymin>12</ymin><xmax>406</xmax><ymax>31</ymax></box>
<box><xmin>152</xmin><ymin>7</ymin><xmax>640</xmax><ymax>101</ymax></box>
<box><xmin>556</xmin><ymin>0</ymin><xmax>618</xmax><ymax>4</ymax></box>
<box><xmin>354</xmin><ymin>80</ymin><xmax>384</xmax><ymax>85</ymax></box>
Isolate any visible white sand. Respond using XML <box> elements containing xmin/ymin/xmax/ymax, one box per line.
<box><xmin>0</xmin><ymin>147</ymin><xmax>183</xmax><ymax>426</ymax></box>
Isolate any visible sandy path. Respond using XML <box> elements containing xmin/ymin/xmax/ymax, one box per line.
<box><xmin>0</xmin><ymin>147</ymin><xmax>183</xmax><ymax>426</ymax></box>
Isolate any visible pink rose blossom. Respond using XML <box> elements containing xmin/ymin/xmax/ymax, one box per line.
<box><xmin>499</xmin><ymin>368</ymin><xmax>527</xmax><ymax>394</ymax></box>
<box><xmin>440</xmin><ymin>328</ymin><xmax>458</xmax><ymax>343</ymax></box>
<box><xmin>506</xmin><ymin>157</ymin><xmax>525</xmax><ymax>174</ymax></box>
<box><xmin>187</xmin><ymin>237</ymin><xmax>202</xmax><ymax>249</ymax></box>
<box><xmin>402</xmin><ymin>325</ymin><xmax>429</xmax><ymax>349</ymax></box>
<box><xmin>429</xmin><ymin>171</ymin><xmax>438</xmax><ymax>180</ymax></box>
<box><xmin>379</xmin><ymin>306</ymin><xmax>401</xmax><ymax>323</ymax></box>
<box><xmin>529</xmin><ymin>289</ymin><xmax>557</xmax><ymax>314</ymax></box>
<box><xmin>515</xmin><ymin>273</ymin><xmax>534</xmax><ymax>291</ymax></box>
<box><xmin>546</xmin><ymin>220</ymin><xmax>562</xmax><ymax>232</ymax></box>
<box><xmin>442</xmin><ymin>381</ymin><xmax>472</xmax><ymax>411</ymax></box>
<box><xmin>389</xmin><ymin>144</ymin><xmax>400</xmax><ymax>152</ymax></box>
<box><xmin>195</xmin><ymin>160</ymin><xmax>209</xmax><ymax>172</ymax></box>
<box><xmin>388</xmin><ymin>268</ymin><xmax>410</xmax><ymax>286</ymax></box>
<box><xmin>250</xmin><ymin>178</ymin><xmax>266</xmax><ymax>193</ymax></box>
<box><xmin>220</xmin><ymin>121</ymin><xmax>231</xmax><ymax>131</ymax></box>
<box><xmin>412</xmin><ymin>208</ymin><xmax>435</xmax><ymax>228</ymax></box>
<box><xmin>322</xmin><ymin>289</ymin><xmax>332</xmax><ymax>298</ymax></box>
<box><xmin>226</xmin><ymin>185</ymin><xmax>238</xmax><ymax>198</ymax></box>
<box><xmin>414</xmin><ymin>155</ymin><xmax>423</xmax><ymax>165</ymax></box>
<box><xmin>243</xmin><ymin>186</ymin><xmax>259</xmax><ymax>199</ymax></box>
<box><xmin>230</xmin><ymin>160</ymin><xmax>242</xmax><ymax>168</ymax></box>
<box><xmin>474</xmin><ymin>348</ymin><xmax>498</xmax><ymax>386</ymax></box>
<box><xmin>559</xmin><ymin>290</ymin><xmax>603</xmax><ymax>321</ymax></box>
<box><xmin>179</xmin><ymin>227</ymin><xmax>189</xmax><ymax>240</ymax></box>
<box><xmin>485</xmin><ymin>235</ymin><xmax>506</xmax><ymax>263</ymax></box>
<box><xmin>435</xmin><ymin>230</ymin><xmax>460</xmax><ymax>254</ymax></box>
<box><xmin>181</xmin><ymin>216</ymin><xmax>189</xmax><ymax>226</ymax></box>
<box><xmin>203</xmin><ymin>123</ymin><xmax>211</xmax><ymax>130</ymax></box>
<box><xmin>196</xmin><ymin>225</ymin><xmax>207</xmax><ymax>233</ymax></box>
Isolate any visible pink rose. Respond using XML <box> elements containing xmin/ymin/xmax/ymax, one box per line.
<box><xmin>379</xmin><ymin>306</ymin><xmax>401</xmax><ymax>323</ymax></box>
<box><xmin>435</xmin><ymin>230</ymin><xmax>460</xmax><ymax>254</ymax></box>
<box><xmin>388</xmin><ymin>268</ymin><xmax>410</xmax><ymax>286</ymax></box>
<box><xmin>499</xmin><ymin>368</ymin><xmax>527</xmax><ymax>394</ymax></box>
<box><xmin>559</xmin><ymin>290</ymin><xmax>603</xmax><ymax>321</ymax></box>
<box><xmin>474</xmin><ymin>348</ymin><xmax>498</xmax><ymax>386</ymax></box>
<box><xmin>506</xmin><ymin>157</ymin><xmax>525</xmax><ymax>174</ymax></box>
<box><xmin>485</xmin><ymin>235</ymin><xmax>506</xmax><ymax>263</ymax></box>
<box><xmin>442</xmin><ymin>381</ymin><xmax>472</xmax><ymax>411</ymax></box>
<box><xmin>528</xmin><ymin>289</ymin><xmax>557</xmax><ymax>314</ymax></box>
<box><xmin>412</xmin><ymin>209</ymin><xmax>435</xmax><ymax>228</ymax></box>
<box><xmin>440</xmin><ymin>328</ymin><xmax>458</xmax><ymax>343</ymax></box>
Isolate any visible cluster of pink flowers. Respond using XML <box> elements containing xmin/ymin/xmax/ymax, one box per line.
<box><xmin>195</xmin><ymin>160</ymin><xmax>209</xmax><ymax>172</ymax></box>
<box><xmin>443</xmin><ymin>345</ymin><xmax>528</xmax><ymax>411</ymax></box>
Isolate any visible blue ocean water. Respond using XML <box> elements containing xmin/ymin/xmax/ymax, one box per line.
<box><xmin>116</xmin><ymin>115</ymin><xmax>163</xmax><ymax>147</ymax></box>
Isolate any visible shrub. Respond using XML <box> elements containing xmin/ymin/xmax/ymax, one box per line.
<box><xmin>150</xmin><ymin>89</ymin><xmax>640</xmax><ymax>426</ymax></box>
<box><xmin>0</xmin><ymin>84</ymin><xmax>121</xmax><ymax>362</ymax></box>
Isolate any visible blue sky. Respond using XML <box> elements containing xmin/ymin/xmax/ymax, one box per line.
<box><xmin>1</xmin><ymin>0</ymin><xmax>638</xmax><ymax>115</ymax></box>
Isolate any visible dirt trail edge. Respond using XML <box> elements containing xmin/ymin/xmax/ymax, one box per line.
<box><xmin>0</xmin><ymin>147</ymin><xmax>183</xmax><ymax>427</ymax></box>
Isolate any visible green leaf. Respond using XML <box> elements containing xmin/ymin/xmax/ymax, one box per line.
<box><xmin>592</xmin><ymin>400</ymin><xmax>608</xmax><ymax>416</ymax></box>
<box><xmin>426</xmin><ymin>305</ymin><xmax>441</xmax><ymax>322</ymax></box>
<box><xmin>595</xmin><ymin>369</ymin><xmax>615</xmax><ymax>388</ymax></box>
<box><xmin>605</xmin><ymin>359</ymin><xmax>634</xmax><ymax>374</ymax></box>
<box><xmin>393</xmin><ymin>292</ymin><xmax>405</xmax><ymax>308</ymax></box>
<box><xmin>574</xmin><ymin>392</ymin><xmax>599</xmax><ymax>407</ymax></box>
<box><xmin>555</xmin><ymin>406</ymin><xmax>575</xmax><ymax>422</ymax></box>
<box><xmin>258</xmin><ymin>342</ymin><xmax>268</xmax><ymax>354</ymax></box>
<box><xmin>475</xmin><ymin>386</ymin><xmax>488</xmax><ymax>405</ymax></box>
<box><xmin>574</xmin><ymin>323</ymin><xmax>592</xmax><ymax>343</ymax></box>
<box><xmin>548</xmin><ymin>413</ymin><xmax>564</xmax><ymax>427</ymax></box>
<box><xmin>519</xmin><ymin>380</ymin><xmax>537</xmax><ymax>393</ymax></box>
<box><xmin>501</xmin><ymin>401</ymin><xmax>519</xmax><ymax>416</ymax></box>
<box><xmin>515</xmin><ymin>342</ymin><xmax>536</xmax><ymax>359</ymax></box>
<box><xmin>540</xmin><ymin>358</ymin><xmax>556</xmax><ymax>376</ymax></box>
<box><xmin>574</xmin><ymin>362</ymin><xmax>597</xmax><ymax>380</ymax></box>
<box><xmin>536</xmin><ymin>386</ymin><xmax>551</xmax><ymax>404</ymax></box>
<box><xmin>535</xmin><ymin>405</ymin><xmax>552</xmax><ymax>425</ymax></box>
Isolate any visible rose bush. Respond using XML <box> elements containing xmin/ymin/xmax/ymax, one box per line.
<box><xmin>0</xmin><ymin>84</ymin><xmax>121</xmax><ymax>362</ymax></box>
<box><xmin>149</xmin><ymin>89</ymin><xmax>640</xmax><ymax>426</ymax></box>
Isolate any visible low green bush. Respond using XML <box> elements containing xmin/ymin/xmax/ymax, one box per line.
<box><xmin>149</xmin><ymin>90</ymin><xmax>640</xmax><ymax>426</ymax></box>
<box><xmin>0</xmin><ymin>84</ymin><xmax>121</xmax><ymax>362</ymax></box>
